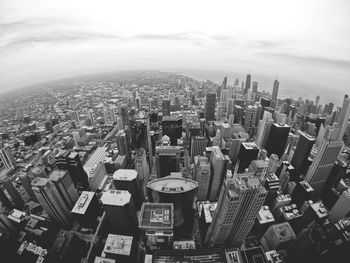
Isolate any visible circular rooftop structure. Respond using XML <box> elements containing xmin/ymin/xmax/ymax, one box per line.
<box><xmin>147</xmin><ymin>176</ymin><xmax>198</xmax><ymax>194</ymax></box>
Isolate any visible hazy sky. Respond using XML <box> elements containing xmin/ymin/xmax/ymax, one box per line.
<box><xmin>1</xmin><ymin>0</ymin><xmax>349</xmax><ymax>104</ymax></box>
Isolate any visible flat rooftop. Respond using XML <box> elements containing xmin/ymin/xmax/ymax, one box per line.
<box><xmin>147</xmin><ymin>176</ymin><xmax>198</xmax><ymax>194</ymax></box>
<box><xmin>83</xmin><ymin>146</ymin><xmax>108</xmax><ymax>175</ymax></box>
<box><xmin>112</xmin><ymin>169</ymin><xmax>137</xmax><ymax>181</ymax></box>
<box><xmin>71</xmin><ymin>191</ymin><xmax>95</xmax><ymax>215</ymax></box>
<box><xmin>139</xmin><ymin>203</ymin><xmax>174</xmax><ymax>230</ymax></box>
<box><xmin>103</xmin><ymin>234</ymin><xmax>133</xmax><ymax>256</ymax></box>
<box><xmin>100</xmin><ymin>190</ymin><xmax>131</xmax><ymax>206</ymax></box>
<box><xmin>257</xmin><ymin>206</ymin><xmax>275</xmax><ymax>224</ymax></box>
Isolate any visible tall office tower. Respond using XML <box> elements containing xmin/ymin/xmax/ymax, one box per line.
<box><xmin>155</xmin><ymin>145</ymin><xmax>181</xmax><ymax>177</ymax></box>
<box><xmin>223</xmin><ymin>76</ymin><xmax>228</xmax><ymax>89</ymax></box>
<box><xmin>260</xmin><ymin>97</ymin><xmax>271</xmax><ymax>108</ymax></box>
<box><xmin>233</xmin><ymin>105</ymin><xmax>244</xmax><ymax>124</ymax></box>
<box><xmin>227</xmin><ymin>98</ymin><xmax>235</xmax><ymax>117</ymax></box>
<box><xmin>305</xmin><ymin>125</ymin><xmax>344</xmax><ymax>192</ymax></box>
<box><xmin>103</xmin><ymin>108</ymin><xmax>109</xmax><ymax>124</ymax></box>
<box><xmin>267</xmin><ymin>154</ymin><xmax>279</xmax><ymax>174</ymax></box>
<box><xmin>135</xmin><ymin>97</ymin><xmax>141</xmax><ymax>108</ymax></box>
<box><xmin>265</xmin><ymin>123</ymin><xmax>290</xmax><ymax>158</ymax></box>
<box><xmin>252</xmin><ymin>81</ymin><xmax>258</xmax><ymax>94</ymax></box>
<box><xmin>256</xmin><ymin>111</ymin><xmax>274</xmax><ymax>149</ymax></box>
<box><xmin>69</xmin><ymin>111</ymin><xmax>79</xmax><ymax>123</ymax></box>
<box><xmin>237</xmin><ymin>142</ymin><xmax>260</xmax><ymax>173</ymax></box>
<box><xmin>88</xmin><ymin>110</ymin><xmax>94</xmax><ymax>125</ymax></box>
<box><xmin>0</xmin><ymin>175</ymin><xmax>24</xmax><ymax>208</ymax></box>
<box><xmin>31</xmin><ymin>177</ymin><xmax>72</xmax><ymax>228</ymax></box>
<box><xmin>0</xmin><ymin>146</ymin><xmax>16</xmax><ymax>171</ymax></box>
<box><xmin>135</xmin><ymin>148</ymin><xmax>150</xmax><ymax>193</ymax></box>
<box><xmin>271</xmin><ymin>80</ymin><xmax>279</xmax><ymax>109</ymax></box>
<box><xmin>205</xmin><ymin>93</ymin><xmax>216</xmax><ymax>121</ymax></box>
<box><xmin>100</xmin><ymin>190</ymin><xmax>138</xmax><ymax>233</ymax></box>
<box><xmin>244</xmin><ymin>74</ymin><xmax>251</xmax><ymax>95</ymax></box>
<box><xmin>327</xmin><ymin>102</ymin><xmax>335</xmax><ymax>115</ymax></box>
<box><xmin>113</xmin><ymin>169</ymin><xmax>142</xmax><ymax>210</ymax></box>
<box><xmin>134</xmin><ymin>111</ymin><xmax>153</xmax><ymax>168</ymax></box>
<box><xmin>18</xmin><ymin>172</ymin><xmax>37</xmax><ymax>202</ymax></box>
<box><xmin>0</xmin><ymin>186</ymin><xmax>13</xmax><ymax>210</ymax></box>
<box><xmin>120</xmin><ymin>104</ymin><xmax>129</xmax><ymax>128</ymax></box>
<box><xmin>50</xmin><ymin>170</ymin><xmax>79</xmax><ymax>209</ymax></box>
<box><xmin>67</xmin><ymin>152</ymin><xmax>89</xmax><ymax>189</ymax></box>
<box><xmin>243</xmin><ymin>105</ymin><xmax>258</xmax><ymax>137</ymax></box>
<box><xmin>116</xmin><ymin>130</ymin><xmax>131</xmax><ymax>158</ymax></box>
<box><xmin>194</xmin><ymin>156</ymin><xmax>211</xmax><ymax>200</ymax></box>
<box><xmin>116</xmin><ymin>116</ymin><xmax>123</xmax><ymax>131</ymax></box>
<box><xmin>191</xmin><ymin>136</ymin><xmax>208</xmax><ymax>157</ymax></box>
<box><xmin>162</xmin><ymin>99</ymin><xmax>171</xmax><ymax>116</ymax></box>
<box><xmin>206</xmin><ymin>173</ymin><xmax>267</xmax><ymax>246</ymax></box>
<box><xmin>208</xmin><ymin>146</ymin><xmax>230</xmax><ymax>201</ymax></box>
<box><xmin>162</xmin><ymin>115</ymin><xmax>182</xmax><ymax>146</ymax></box>
<box><xmin>315</xmin><ymin>95</ymin><xmax>320</xmax><ymax>106</ymax></box>
<box><xmin>291</xmin><ymin>131</ymin><xmax>315</xmax><ymax>177</ymax></box>
<box><xmin>338</xmin><ymin>94</ymin><xmax>350</xmax><ymax>140</ymax></box>
<box><xmin>329</xmin><ymin>189</ymin><xmax>350</xmax><ymax>223</ymax></box>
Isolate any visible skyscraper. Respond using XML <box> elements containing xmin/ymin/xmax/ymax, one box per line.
<box><xmin>0</xmin><ymin>146</ymin><xmax>16</xmax><ymax>171</ymax></box>
<box><xmin>0</xmin><ymin>175</ymin><xmax>24</xmax><ymax>208</ymax></box>
<box><xmin>265</xmin><ymin>123</ymin><xmax>290</xmax><ymax>158</ymax></box>
<box><xmin>329</xmin><ymin>189</ymin><xmax>350</xmax><ymax>223</ymax></box>
<box><xmin>208</xmin><ymin>146</ymin><xmax>230</xmax><ymax>201</ymax></box>
<box><xmin>31</xmin><ymin>177</ymin><xmax>73</xmax><ymax>228</ymax></box>
<box><xmin>194</xmin><ymin>156</ymin><xmax>211</xmax><ymax>200</ymax></box>
<box><xmin>304</xmin><ymin>125</ymin><xmax>344</xmax><ymax>192</ymax></box>
<box><xmin>205</xmin><ymin>93</ymin><xmax>216</xmax><ymax>121</ymax></box>
<box><xmin>134</xmin><ymin>147</ymin><xmax>150</xmax><ymax>198</ymax></box>
<box><xmin>291</xmin><ymin>131</ymin><xmax>315</xmax><ymax>177</ymax></box>
<box><xmin>116</xmin><ymin>130</ymin><xmax>131</xmax><ymax>159</ymax></box>
<box><xmin>271</xmin><ymin>80</ymin><xmax>279</xmax><ymax>109</ymax></box>
<box><xmin>162</xmin><ymin>99</ymin><xmax>171</xmax><ymax>116</ymax></box>
<box><xmin>256</xmin><ymin>111</ymin><xmax>274</xmax><ymax>149</ymax></box>
<box><xmin>244</xmin><ymin>74</ymin><xmax>251</xmax><ymax>95</ymax></box>
<box><xmin>18</xmin><ymin>172</ymin><xmax>37</xmax><ymax>202</ymax></box>
<box><xmin>0</xmin><ymin>185</ymin><xmax>13</xmax><ymax>210</ymax></box>
<box><xmin>315</xmin><ymin>95</ymin><xmax>320</xmax><ymax>106</ymax></box>
<box><xmin>237</xmin><ymin>142</ymin><xmax>260</xmax><ymax>173</ymax></box>
<box><xmin>243</xmin><ymin>105</ymin><xmax>258</xmax><ymax>137</ymax></box>
<box><xmin>338</xmin><ymin>94</ymin><xmax>350</xmax><ymax>141</ymax></box>
<box><xmin>206</xmin><ymin>173</ymin><xmax>267</xmax><ymax>246</ymax></box>
<box><xmin>162</xmin><ymin>115</ymin><xmax>182</xmax><ymax>146</ymax></box>
<box><xmin>191</xmin><ymin>136</ymin><xmax>208</xmax><ymax>157</ymax></box>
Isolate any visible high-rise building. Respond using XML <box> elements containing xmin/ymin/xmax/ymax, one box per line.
<box><xmin>113</xmin><ymin>169</ymin><xmax>142</xmax><ymax>210</ymax></box>
<box><xmin>0</xmin><ymin>175</ymin><xmax>24</xmax><ymax>208</ymax></box>
<box><xmin>0</xmin><ymin>185</ymin><xmax>13</xmax><ymax>210</ymax></box>
<box><xmin>205</xmin><ymin>93</ymin><xmax>216</xmax><ymax>121</ymax></box>
<box><xmin>237</xmin><ymin>142</ymin><xmax>260</xmax><ymax>173</ymax></box>
<box><xmin>265</xmin><ymin>123</ymin><xmax>290</xmax><ymax>158</ymax></box>
<box><xmin>291</xmin><ymin>131</ymin><xmax>315</xmax><ymax>177</ymax></box>
<box><xmin>18</xmin><ymin>172</ymin><xmax>37</xmax><ymax>202</ymax></box>
<box><xmin>155</xmin><ymin>145</ymin><xmax>182</xmax><ymax>177</ymax></box>
<box><xmin>100</xmin><ymin>190</ymin><xmax>138</xmax><ymax>232</ymax></box>
<box><xmin>208</xmin><ymin>146</ymin><xmax>230</xmax><ymax>201</ymax></box>
<box><xmin>256</xmin><ymin>111</ymin><xmax>274</xmax><ymax>149</ymax></box>
<box><xmin>162</xmin><ymin>115</ymin><xmax>182</xmax><ymax>146</ymax></box>
<box><xmin>304</xmin><ymin>125</ymin><xmax>344</xmax><ymax>192</ymax></box>
<box><xmin>116</xmin><ymin>130</ymin><xmax>131</xmax><ymax>159</ymax></box>
<box><xmin>49</xmin><ymin>170</ymin><xmax>79</xmax><ymax>209</ymax></box>
<box><xmin>134</xmin><ymin>147</ymin><xmax>150</xmax><ymax>198</ymax></box>
<box><xmin>31</xmin><ymin>177</ymin><xmax>73</xmax><ymax>228</ymax></box>
<box><xmin>244</xmin><ymin>74</ymin><xmax>251</xmax><ymax>95</ymax></box>
<box><xmin>134</xmin><ymin>111</ymin><xmax>153</xmax><ymax>168</ymax></box>
<box><xmin>329</xmin><ymin>189</ymin><xmax>350</xmax><ymax>223</ymax></box>
<box><xmin>243</xmin><ymin>105</ymin><xmax>258</xmax><ymax>137</ymax></box>
<box><xmin>191</xmin><ymin>136</ymin><xmax>208</xmax><ymax>157</ymax></box>
<box><xmin>338</xmin><ymin>94</ymin><xmax>350</xmax><ymax>141</ymax></box>
<box><xmin>260</xmin><ymin>222</ymin><xmax>296</xmax><ymax>251</ymax></box>
<box><xmin>206</xmin><ymin>173</ymin><xmax>267</xmax><ymax>246</ymax></box>
<box><xmin>162</xmin><ymin>99</ymin><xmax>171</xmax><ymax>116</ymax></box>
<box><xmin>315</xmin><ymin>95</ymin><xmax>320</xmax><ymax>106</ymax></box>
<box><xmin>194</xmin><ymin>156</ymin><xmax>211</xmax><ymax>200</ymax></box>
<box><xmin>271</xmin><ymin>80</ymin><xmax>279</xmax><ymax>109</ymax></box>
<box><xmin>0</xmin><ymin>147</ymin><xmax>16</xmax><ymax>171</ymax></box>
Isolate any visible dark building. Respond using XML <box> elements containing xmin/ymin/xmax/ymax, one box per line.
<box><xmin>162</xmin><ymin>115</ymin><xmax>182</xmax><ymax>146</ymax></box>
<box><xmin>271</xmin><ymin>79</ymin><xmax>279</xmax><ymax>108</ymax></box>
<box><xmin>265</xmin><ymin>123</ymin><xmax>290</xmax><ymax>158</ymax></box>
<box><xmin>244</xmin><ymin>74</ymin><xmax>251</xmax><ymax>95</ymax></box>
<box><xmin>260</xmin><ymin>97</ymin><xmax>271</xmax><ymax>107</ymax></box>
<box><xmin>237</xmin><ymin>142</ymin><xmax>260</xmax><ymax>173</ymax></box>
<box><xmin>291</xmin><ymin>131</ymin><xmax>315</xmax><ymax>177</ymax></box>
<box><xmin>205</xmin><ymin>93</ymin><xmax>216</xmax><ymax>121</ymax></box>
<box><xmin>162</xmin><ymin>99</ymin><xmax>171</xmax><ymax>116</ymax></box>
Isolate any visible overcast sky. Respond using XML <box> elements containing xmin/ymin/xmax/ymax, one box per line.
<box><xmin>0</xmin><ymin>0</ymin><xmax>349</xmax><ymax>104</ymax></box>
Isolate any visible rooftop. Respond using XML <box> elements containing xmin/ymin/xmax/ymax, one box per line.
<box><xmin>71</xmin><ymin>191</ymin><xmax>95</xmax><ymax>215</ymax></box>
<box><xmin>103</xmin><ymin>234</ymin><xmax>133</xmax><ymax>256</ymax></box>
<box><xmin>257</xmin><ymin>206</ymin><xmax>275</xmax><ymax>224</ymax></box>
<box><xmin>311</xmin><ymin>201</ymin><xmax>329</xmax><ymax>219</ymax></box>
<box><xmin>100</xmin><ymin>190</ymin><xmax>131</xmax><ymax>206</ymax></box>
<box><xmin>83</xmin><ymin>146</ymin><xmax>108</xmax><ymax>175</ymax></box>
<box><xmin>272</xmin><ymin>222</ymin><xmax>296</xmax><ymax>240</ymax></box>
<box><xmin>147</xmin><ymin>176</ymin><xmax>198</xmax><ymax>194</ymax></box>
<box><xmin>112</xmin><ymin>169</ymin><xmax>137</xmax><ymax>181</ymax></box>
<box><xmin>139</xmin><ymin>203</ymin><xmax>174</xmax><ymax>230</ymax></box>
